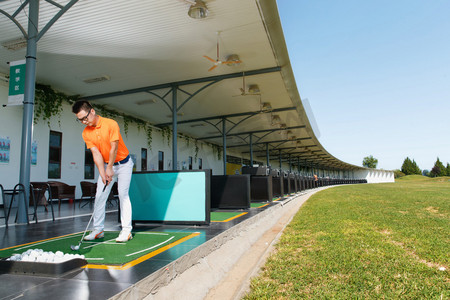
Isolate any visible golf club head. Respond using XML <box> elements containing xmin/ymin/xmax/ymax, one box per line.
<box><xmin>70</xmin><ymin>244</ymin><xmax>80</xmax><ymax>251</ymax></box>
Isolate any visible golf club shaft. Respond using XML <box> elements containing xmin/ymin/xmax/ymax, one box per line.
<box><xmin>102</xmin><ymin>180</ymin><xmax>110</xmax><ymax>192</ymax></box>
<box><xmin>78</xmin><ymin>211</ymin><xmax>95</xmax><ymax>244</ymax></box>
<box><xmin>77</xmin><ymin>180</ymin><xmax>110</xmax><ymax>246</ymax></box>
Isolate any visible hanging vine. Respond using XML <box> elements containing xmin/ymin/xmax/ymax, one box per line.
<box><xmin>217</xmin><ymin>146</ymin><xmax>222</xmax><ymax>161</ymax></box>
<box><xmin>194</xmin><ymin>139</ymin><xmax>199</xmax><ymax>162</ymax></box>
<box><xmin>161</xmin><ymin>126</ymin><xmax>172</xmax><ymax>146</ymax></box>
<box><xmin>33</xmin><ymin>84</ymin><xmax>154</xmax><ymax>150</ymax></box>
<box><xmin>145</xmin><ymin>125</ymin><xmax>153</xmax><ymax>151</ymax></box>
<box><xmin>210</xmin><ymin>143</ymin><xmax>222</xmax><ymax>161</ymax></box>
<box><xmin>34</xmin><ymin>84</ymin><xmax>77</xmax><ymax>127</ymax></box>
<box><xmin>183</xmin><ymin>135</ymin><xmax>190</xmax><ymax>148</ymax></box>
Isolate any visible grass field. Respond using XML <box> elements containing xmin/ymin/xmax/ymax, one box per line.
<box><xmin>244</xmin><ymin>176</ymin><xmax>449</xmax><ymax>299</ymax></box>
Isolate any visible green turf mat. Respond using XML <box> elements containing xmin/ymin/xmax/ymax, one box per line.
<box><xmin>0</xmin><ymin>231</ymin><xmax>193</xmax><ymax>266</ymax></box>
<box><xmin>210</xmin><ymin>211</ymin><xmax>245</xmax><ymax>221</ymax></box>
<box><xmin>251</xmin><ymin>202</ymin><xmax>268</xmax><ymax>208</ymax></box>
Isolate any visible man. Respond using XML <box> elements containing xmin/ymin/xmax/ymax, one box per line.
<box><xmin>72</xmin><ymin>100</ymin><xmax>133</xmax><ymax>242</ymax></box>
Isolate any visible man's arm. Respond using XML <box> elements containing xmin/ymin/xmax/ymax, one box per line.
<box><xmin>105</xmin><ymin>140</ymin><xmax>119</xmax><ymax>183</ymax></box>
<box><xmin>90</xmin><ymin>147</ymin><xmax>107</xmax><ymax>184</ymax></box>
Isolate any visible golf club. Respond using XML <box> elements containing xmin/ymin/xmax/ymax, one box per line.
<box><xmin>70</xmin><ymin>212</ymin><xmax>95</xmax><ymax>251</ymax></box>
<box><xmin>70</xmin><ymin>180</ymin><xmax>109</xmax><ymax>251</ymax></box>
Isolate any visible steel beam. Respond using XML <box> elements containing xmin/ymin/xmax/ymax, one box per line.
<box><xmin>228</xmin><ymin>137</ymin><xmax>311</xmax><ymax>149</ymax></box>
<box><xmin>197</xmin><ymin>125</ymin><xmax>306</xmax><ymax>140</ymax></box>
<box><xmin>244</xmin><ymin>144</ymin><xmax>317</xmax><ymax>154</ymax></box>
<box><xmin>156</xmin><ymin>106</ymin><xmax>295</xmax><ymax>127</ymax></box>
<box><xmin>82</xmin><ymin>67</ymin><xmax>281</xmax><ymax>101</ymax></box>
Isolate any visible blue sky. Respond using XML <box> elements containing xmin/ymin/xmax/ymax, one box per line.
<box><xmin>277</xmin><ymin>1</ymin><xmax>450</xmax><ymax>171</ymax></box>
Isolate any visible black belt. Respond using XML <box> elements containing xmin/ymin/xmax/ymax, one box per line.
<box><xmin>114</xmin><ymin>155</ymin><xmax>130</xmax><ymax>166</ymax></box>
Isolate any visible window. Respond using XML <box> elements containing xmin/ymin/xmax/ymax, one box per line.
<box><xmin>84</xmin><ymin>144</ymin><xmax>94</xmax><ymax>179</ymax></box>
<box><xmin>141</xmin><ymin>148</ymin><xmax>147</xmax><ymax>171</ymax></box>
<box><xmin>198</xmin><ymin>158</ymin><xmax>202</xmax><ymax>170</ymax></box>
<box><xmin>48</xmin><ymin>131</ymin><xmax>62</xmax><ymax>179</ymax></box>
<box><xmin>188</xmin><ymin>156</ymin><xmax>193</xmax><ymax>170</ymax></box>
<box><xmin>158</xmin><ymin>151</ymin><xmax>164</xmax><ymax>170</ymax></box>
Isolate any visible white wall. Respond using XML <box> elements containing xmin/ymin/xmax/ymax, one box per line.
<box><xmin>354</xmin><ymin>169</ymin><xmax>395</xmax><ymax>183</ymax></box>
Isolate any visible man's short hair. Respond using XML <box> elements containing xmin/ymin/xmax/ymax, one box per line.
<box><xmin>72</xmin><ymin>100</ymin><xmax>93</xmax><ymax>114</ymax></box>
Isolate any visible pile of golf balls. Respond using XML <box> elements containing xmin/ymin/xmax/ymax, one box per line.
<box><xmin>6</xmin><ymin>249</ymin><xmax>85</xmax><ymax>263</ymax></box>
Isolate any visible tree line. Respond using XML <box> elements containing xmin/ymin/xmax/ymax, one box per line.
<box><xmin>395</xmin><ymin>157</ymin><xmax>450</xmax><ymax>178</ymax></box>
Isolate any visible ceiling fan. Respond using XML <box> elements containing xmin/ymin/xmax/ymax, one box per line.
<box><xmin>204</xmin><ymin>31</ymin><xmax>241</xmax><ymax>71</ymax></box>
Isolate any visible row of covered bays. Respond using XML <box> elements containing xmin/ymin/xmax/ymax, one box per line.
<box><xmin>211</xmin><ymin>166</ymin><xmax>367</xmax><ymax>210</ymax></box>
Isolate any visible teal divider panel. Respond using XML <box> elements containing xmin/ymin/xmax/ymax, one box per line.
<box><xmin>130</xmin><ymin>170</ymin><xmax>210</xmax><ymax>224</ymax></box>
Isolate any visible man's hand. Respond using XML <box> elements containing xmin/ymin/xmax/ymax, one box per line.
<box><xmin>105</xmin><ymin>140</ymin><xmax>119</xmax><ymax>183</ymax></box>
<box><xmin>105</xmin><ymin>165</ymin><xmax>114</xmax><ymax>183</ymax></box>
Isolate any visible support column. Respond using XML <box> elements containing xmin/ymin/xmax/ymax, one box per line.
<box><xmin>18</xmin><ymin>0</ymin><xmax>39</xmax><ymax>224</ymax></box>
<box><xmin>249</xmin><ymin>133</ymin><xmax>253</xmax><ymax>166</ymax></box>
<box><xmin>265</xmin><ymin>143</ymin><xmax>269</xmax><ymax>166</ymax></box>
<box><xmin>172</xmin><ymin>85</ymin><xmax>177</xmax><ymax>170</ymax></box>
<box><xmin>278</xmin><ymin>150</ymin><xmax>282</xmax><ymax>169</ymax></box>
<box><xmin>222</xmin><ymin>118</ymin><xmax>226</xmax><ymax>175</ymax></box>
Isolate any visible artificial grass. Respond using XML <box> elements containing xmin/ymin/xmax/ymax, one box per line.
<box><xmin>210</xmin><ymin>211</ymin><xmax>246</xmax><ymax>222</ymax></box>
<box><xmin>0</xmin><ymin>231</ymin><xmax>194</xmax><ymax>265</ymax></box>
<box><xmin>244</xmin><ymin>176</ymin><xmax>449</xmax><ymax>299</ymax></box>
<box><xmin>251</xmin><ymin>202</ymin><xmax>269</xmax><ymax>208</ymax></box>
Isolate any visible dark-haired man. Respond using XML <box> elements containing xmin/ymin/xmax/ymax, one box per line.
<box><xmin>72</xmin><ymin>100</ymin><xmax>133</xmax><ymax>242</ymax></box>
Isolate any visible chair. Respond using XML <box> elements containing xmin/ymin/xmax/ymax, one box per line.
<box><xmin>0</xmin><ymin>184</ymin><xmax>7</xmax><ymax>225</ymax></box>
<box><xmin>80</xmin><ymin>181</ymin><xmax>96</xmax><ymax>208</ymax></box>
<box><xmin>48</xmin><ymin>181</ymin><xmax>76</xmax><ymax>209</ymax></box>
<box><xmin>30</xmin><ymin>182</ymin><xmax>55</xmax><ymax>222</ymax></box>
<box><xmin>3</xmin><ymin>183</ymin><xmax>29</xmax><ymax>227</ymax></box>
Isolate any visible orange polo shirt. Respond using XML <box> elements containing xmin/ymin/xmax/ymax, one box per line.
<box><xmin>82</xmin><ymin>116</ymin><xmax>129</xmax><ymax>163</ymax></box>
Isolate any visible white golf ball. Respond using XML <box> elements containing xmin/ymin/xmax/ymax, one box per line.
<box><xmin>21</xmin><ymin>255</ymin><xmax>30</xmax><ymax>261</ymax></box>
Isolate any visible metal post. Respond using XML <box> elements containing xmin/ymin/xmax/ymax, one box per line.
<box><xmin>249</xmin><ymin>133</ymin><xmax>253</xmax><ymax>166</ymax></box>
<box><xmin>222</xmin><ymin>118</ymin><xmax>226</xmax><ymax>175</ymax></box>
<box><xmin>265</xmin><ymin>143</ymin><xmax>269</xmax><ymax>166</ymax></box>
<box><xmin>18</xmin><ymin>0</ymin><xmax>39</xmax><ymax>224</ymax></box>
<box><xmin>289</xmin><ymin>154</ymin><xmax>291</xmax><ymax>172</ymax></box>
<box><xmin>278</xmin><ymin>150</ymin><xmax>282</xmax><ymax>169</ymax></box>
<box><xmin>172</xmin><ymin>85</ymin><xmax>177</xmax><ymax>170</ymax></box>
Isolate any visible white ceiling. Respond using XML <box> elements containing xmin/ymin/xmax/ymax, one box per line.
<box><xmin>0</xmin><ymin>0</ymin><xmax>362</xmax><ymax>170</ymax></box>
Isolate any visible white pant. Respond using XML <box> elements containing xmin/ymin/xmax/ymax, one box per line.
<box><xmin>93</xmin><ymin>159</ymin><xmax>133</xmax><ymax>232</ymax></box>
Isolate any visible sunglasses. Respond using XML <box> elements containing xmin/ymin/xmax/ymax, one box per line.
<box><xmin>76</xmin><ymin>109</ymin><xmax>91</xmax><ymax>123</ymax></box>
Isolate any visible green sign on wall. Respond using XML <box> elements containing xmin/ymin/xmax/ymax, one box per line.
<box><xmin>8</xmin><ymin>60</ymin><xmax>26</xmax><ymax>106</ymax></box>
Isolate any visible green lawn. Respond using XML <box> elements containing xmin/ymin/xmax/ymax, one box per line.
<box><xmin>244</xmin><ymin>176</ymin><xmax>449</xmax><ymax>299</ymax></box>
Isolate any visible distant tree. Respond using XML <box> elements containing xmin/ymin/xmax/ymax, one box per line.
<box><xmin>430</xmin><ymin>157</ymin><xmax>446</xmax><ymax>177</ymax></box>
<box><xmin>412</xmin><ymin>159</ymin><xmax>421</xmax><ymax>174</ymax></box>
<box><xmin>401</xmin><ymin>157</ymin><xmax>421</xmax><ymax>175</ymax></box>
<box><xmin>401</xmin><ymin>157</ymin><xmax>413</xmax><ymax>174</ymax></box>
<box><xmin>393</xmin><ymin>169</ymin><xmax>405</xmax><ymax>178</ymax></box>
<box><xmin>362</xmin><ymin>155</ymin><xmax>378</xmax><ymax>168</ymax></box>
<box><xmin>446</xmin><ymin>163</ymin><xmax>450</xmax><ymax>176</ymax></box>
<box><xmin>422</xmin><ymin>169</ymin><xmax>430</xmax><ymax>177</ymax></box>
<box><xmin>430</xmin><ymin>166</ymin><xmax>440</xmax><ymax>177</ymax></box>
